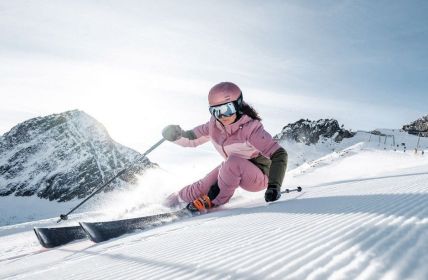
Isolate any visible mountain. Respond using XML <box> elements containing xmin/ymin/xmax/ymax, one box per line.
<box><xmin>275</xmin><ymin>118</ymin><xmax>355</xmax><ymax>145</ymax></box>
<box><xmin>0</xmin><ymin>110</ymin><xmax>154</xmax><ymax>202</ymax></box>
<box><xmin>1</xmin><ymin>115</ymin><xmax>428</xmax><ymax>278</ymax></box>
<box><xmin>1</xmin><ymin>138</ymin><xmax>428</xmax><ymax>279</ymax></box>
<box><xmin>274</xmin><ymin>118</ymin><xmax>428</xmax><ymax>169</ymax></box>
<box><xmin>402</xmin><ymin>115</ymin><xmax>428</xmax><ymax>136</ymax></box>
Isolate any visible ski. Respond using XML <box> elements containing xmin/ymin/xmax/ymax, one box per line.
<box><xmin>33</xmin><ymin>208</ymin><xmax>193</xmax><ymax>248</ymax></box>
<box><xmin>34</xmin><ymin>186</ymin><xmax>303</xmax><ymax>248</ymax></box>
<box><xmin>80</xmin><ymin>208</ymin><xmax>194</xmax><ymax>243</ymax></box>
<box><xmin>33</xmin><ymin>225</ymin><xmax>87</xmax><ymax>248</ymax></box>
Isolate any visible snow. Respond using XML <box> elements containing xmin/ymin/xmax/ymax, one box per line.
<box><xmin>0</xmin><ymin>196</ymin><xmax>75</xmax><ymax>226</ymax></box>
<box><xmin>1</xmin><ymin>130</ymin><xmax>428</xmax><ymax>279</ymax></box>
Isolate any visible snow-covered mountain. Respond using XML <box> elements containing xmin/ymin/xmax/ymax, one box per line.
<box><xmin>0</xmin><ymin>110</ymin><xmax>154</xmax><ymax>202</ymax></box>
<box><xmin>276</xmin><ymin>117</ymin><xmax>428</xmax><ymax>169</ymax></box>
<box><xmin>1</xmin><ymin>113</ymin><xmax>428</xmax><ymax>278</ymax></box>
<box><xmin>1</xmin><ymin>135</ymin><xmax>427</xmax><ymax>279</ymax></box>
<box><xmin>402</xmin><ymin>114</ymin><xmax>428</xmax><ymax>136</ymax></box>
<box><xmin>275</xmin><ymin>118</ymin><xmax>355</xmax><ymax>145</ymax></box>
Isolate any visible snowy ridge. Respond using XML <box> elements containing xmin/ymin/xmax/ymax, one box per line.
<box><xmin>275</xmin><ymin>118</ymin><xmax>355</xmax><ymax>145</ymax></box>
<box><xmin>0</xmin><ymin>110</ymin><xmax>157</xmax><ymax>225</ymax></box>
<box><xmin>0</xmin><ymin>110</ymin><xmax>153</xmax><ymax>203</ymax></box>
<box><xmin>289</xmin><ymin>142</ymin><xmax>365</xmax><ymax>177</ymax></box>
<box><xmin>1</xmin><ymin>145</ymin><xmax>428</xmax><ymax>279</ymax></box>
<box><xmin>281</xmin><ymin>128</ymin><xmax>428</xmax><ymax>169</ymax></box>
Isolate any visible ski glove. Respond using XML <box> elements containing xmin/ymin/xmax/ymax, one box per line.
<box><xmin>265</xmin><ymin>185</ymin><xmax>281</xmax><ymax>202</ymax></box>
<box><xmin>186</xmin><ymin>195</ymin><xmax>212</xmax><ymax>213</ymax></box>
<box><xmin>162</xmin><ymin>125</ymin><xmax>183</xmax><ymax>141</ymax></box>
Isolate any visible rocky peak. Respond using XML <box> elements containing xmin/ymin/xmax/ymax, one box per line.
<box><xmin>0</xmin><ymin>110</ymin><xmax>154</xmax><ymax>202</ymax></box>
<box><xmin>402</xmin><ymin>115</ymin><xmax>428</xmax><ymax>137</ymax></box>
<box><xmin>275</xmin><ymin>118</ymin><xmax>355</xmax><ymax>145</ymax></box>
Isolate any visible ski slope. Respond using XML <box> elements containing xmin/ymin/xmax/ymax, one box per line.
<box><xmin>1</xmin><ymin>142</ymin><xmax>427</xmax><ymax>279</ymax></box>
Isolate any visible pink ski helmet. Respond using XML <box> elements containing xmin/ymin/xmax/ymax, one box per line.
<box><xmin>208</xmin><ymin>82</ymin><xmax>243</xmax><ymax>107</ymax></box>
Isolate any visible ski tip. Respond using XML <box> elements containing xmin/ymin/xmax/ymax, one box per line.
<box><xmin>79</xmin><ymin>222</ymin><xmax>108</xmax><ymax>243</ymax></box>
<box><xmin>34</xmin><ymin>228</ymin><xmax>50</xmax><ymax>248</ymax></box>
<box><xmin>79</xmin><ymin>222</ymin><xmax>97</xmax><ymax>242</ymax></box>
<box><xmin>33</xmin><ymin>226</ymin><xmax>87</xmax><ymax>248</ymax></box>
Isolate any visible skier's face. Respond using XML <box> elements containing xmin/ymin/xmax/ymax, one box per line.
<box><xmin>218</xmin><ymin>113</ymin><xmax>237</xmax><ymax>126</ymax></box>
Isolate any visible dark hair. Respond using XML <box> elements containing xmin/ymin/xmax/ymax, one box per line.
<box><xmin>241</xmin><ymin>103</ymin><xmax>262</xmax><ymax>121</ymax></box>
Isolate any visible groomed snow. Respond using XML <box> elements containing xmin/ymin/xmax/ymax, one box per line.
<box><xmin>1</xmin><ymin>142</ymin><xmax>427</xmax><ymax>279</ymax></box>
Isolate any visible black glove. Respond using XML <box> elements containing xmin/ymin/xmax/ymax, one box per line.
<box><xmin>265</xmin><ymin>185</ymin><xmax>281</xmax><ymax>202</ymax></box>
<box><xmin>162</xmin><ymin>125</ymin><xmax>183</xmax><ymax>141</ymax></box>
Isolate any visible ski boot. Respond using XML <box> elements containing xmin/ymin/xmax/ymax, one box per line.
<box><xmin>186</xmin><ymin>195</ymin><xmax>212</xmax><ymax>213</ymax></box>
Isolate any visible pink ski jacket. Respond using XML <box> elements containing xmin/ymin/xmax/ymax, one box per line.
<box><xmin>174</xmin><ymin>115</ymin><xmax>281</xmax><ymax>160</ymax></box>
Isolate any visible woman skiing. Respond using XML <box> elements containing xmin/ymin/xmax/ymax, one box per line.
<box><xmin>162</xmin><ymin>82</ymin><xmax>288</xmax><ymax>212</ymax></box>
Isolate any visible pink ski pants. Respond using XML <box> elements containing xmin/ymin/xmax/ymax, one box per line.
<box><xmin>178</xmin><ymin>155</ymin><xmax>268</xmax><ymax>206</ymax></box>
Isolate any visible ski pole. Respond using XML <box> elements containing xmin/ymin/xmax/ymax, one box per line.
<box><xmin>57</xmin><ymin>138</ymin><xmax>166</xmax><ymax>223</ymax></box>
<box><xmin>281</xmin><ymin>186</ymin><xmax>302</xmax><ymax>194</ymax></box>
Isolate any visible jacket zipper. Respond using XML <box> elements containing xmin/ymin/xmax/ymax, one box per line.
<box><xmin>220</xmin><ymin>122</ymin><xmax>229</xmax><ymax>158</ymax></box>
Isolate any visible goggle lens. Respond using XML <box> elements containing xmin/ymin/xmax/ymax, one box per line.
<box><xmin>209</xmin><ymin>102</ymin><xmax>237</xmax><ymax>119</ymax></box>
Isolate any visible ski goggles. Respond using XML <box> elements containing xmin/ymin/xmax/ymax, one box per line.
<box><xmin>209</xmin><ymin>102</ymin><xmax>237</xmax><ymax>119</ymax></box>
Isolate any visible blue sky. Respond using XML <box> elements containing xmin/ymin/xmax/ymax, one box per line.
<box><xmin>0</xmin><ymin>0</ymin><xmax>427</xmax><ymax>148</ymax></box>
